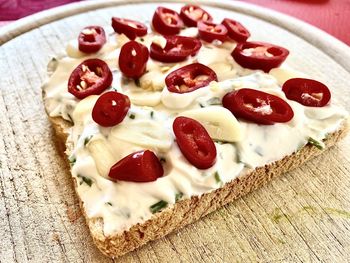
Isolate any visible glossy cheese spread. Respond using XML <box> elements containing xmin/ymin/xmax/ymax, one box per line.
<box><xmin>43</xmin><ymin>27</ymin><xmax>348</xmax><ymax>236</ymax></box>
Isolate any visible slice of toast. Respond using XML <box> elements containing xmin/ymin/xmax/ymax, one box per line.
<box><xmin>46</xmin><ymin>105</ymin><xmax>348</xmax><ymax>258</ymax></box>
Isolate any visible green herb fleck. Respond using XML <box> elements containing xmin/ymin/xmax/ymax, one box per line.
<box><xmin>254</xmin><ymin>146</ymin><xmax>263</xmax><ymax>156</ymax></box>
<box><xmin>129</xmin><ymin>113</ymin><xmax>136</xmax><ymax>119</ymax></box>
<box><xmin>214</xmin><ymin>140</ymin><xmax>225</xmax><ymax>145</ymax></box>
<box><xmin>271</xmin><ymin>208</ymin><xmax>287</xmax><ymax>223</ymax></box>
<box><xmin>206</xmin><ymin>97</ymin><xmax>221</xmax><ymax>105</ymax></box>
<box><xmin>324</xmin><ymin>207</ymin><xmax>350</xmax><ymax>219</ymax></box>
<box><xmin>150</xmin><ymin>200</ymin><xmax>168</xmax><ymax>214</ymax></box>
<box><xmin>68</xmin><ymin>155</ymin><xmax>76</xmax><ymax>167</ymax></box>
<box><xmin>84</xmin><ymin>135</ymin><xmax>93</xmax><ymax>146</ymax></box>
<box><xmin>199</xmin><ymin>103</ymin><xmax>205</xmax><ymax>108</ymax></box>
<box><xmin>77</xmin><ymin>175</ymin><xmax>93</xmax><ymax>187</ymax></box>
<box><xmin>150</xmin><ymin>111</ymin><xmax>154</xmax><ymax>119</ymax></box>
<box><xmin>140</xmin><ymin>37</ymin><xmax>144</xmax><ymax>42</ymax></box>
<box><xmin>175</xmin><ymin>192</ymin><xmax>183</xmax><ymax>202</ymax></box>
<box><xmin>67</xmin><ymin>113</ymin><xmax>74</xmax><ymax>123</ymax></box>
<box><xmin>112</xmin><ymin>86</ymin><xmax>118</xmax><ymax>92</ymax></box>
<box><xmin>276</xmin><ymin>238</ymin><xmax>286</xmax><ymax>244</ymax></box>
<box><xmin>214</xmin><ymin>172</ymin><xmax>222</xmax><ymax>184</ymax></box>
<box><xmin>122</xmin><ymin>77</ymin><xmax>129</xmax><ymax>85</ymax></box>
<box><xmin>134</xmin><ymin>79</ymin><xmax>141</xmax><ymax>87</ymax></box>
<box><xmin>160</xmin><ymin>157</ymin><xmax>166</xmax><ymax>164</ymax></box>
<box><xmin>106</xmin><ymin>202</ymin><xmax>113</xmax><ymax>206</ymax></box>
<box><xmin>308</xmin><ymin>137</ymin><xmax>324</xmax><ymax>150</ymax></box>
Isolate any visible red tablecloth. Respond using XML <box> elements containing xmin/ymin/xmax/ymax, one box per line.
<box><xmin>0</xmin><ymin>0</ymin><xmax>349</xmax><ymax>45</ymax></box>
<box><xmin>244</xmin><ymin>0</ymin><xmax>350</xmax><ymax>46</ymax></box>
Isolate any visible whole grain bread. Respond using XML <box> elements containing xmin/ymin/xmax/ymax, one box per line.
<box><xmin>46</xmin><ymin>108</ymin><xmax>349</xmax><ymax>258</ymax></box>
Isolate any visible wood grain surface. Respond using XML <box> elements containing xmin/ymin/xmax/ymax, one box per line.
<box><xmin>0</xmin><ymin>1</ymin><xmax>349</xmax><ymax>262</ymax></box>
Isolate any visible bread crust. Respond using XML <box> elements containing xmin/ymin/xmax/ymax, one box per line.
<box><xmin>46</xmin><ymin>107</ymin><xmax>349</xmax><ymax>258</ymax></box>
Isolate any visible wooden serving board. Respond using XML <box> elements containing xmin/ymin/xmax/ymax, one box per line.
<box><xmin>0</xmin><ymin>1</ymin><xmax>349</xmax><ymax>262</ymax></box>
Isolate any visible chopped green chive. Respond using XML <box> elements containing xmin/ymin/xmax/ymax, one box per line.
<box><xmin>84</xmin><ymin>135</ymin><xmax>93</xmax><ymax>146</ymax></box>
<box><xmin>150</xmin><ymin>200</ymin><xmax>168</xmax><ymax>214</ymax></box>
<box><xmin>236</xmin><ymin>152</ymin><xmax>241</xmax><ymax>163</ymax></box>
<box><xmin>150</xmin><ymin>111</ymin><xmax>154</xmax><ymax>118</ymax></box>
<box><xmin>140</xmin><ymin>37</ymin><xmax>144</xmax><ymax>42</ymax></box>
<box><xmin>160</xmin><ymin>157</ymin><xmax>166</xmax><ymax>164</ymax></box>
<box><xmin>68</xmin><ymin>155</ymin><xmax>76</xmax><ymax>167</ymax></box>
<box><xmin>175</xmin><ymin>192</ymin><xmax>183</xmax><ymax>202</ymax></box>
<box><xmin>67</xmin><ymin>113</ymin><xmax>73</xmax><ymax>123</ymax></box>
<box><xmin>122</xmin><ymin>77</ymin><xmax>129</xmax><ymax>85</ymax></box>
<box><xmin>207</xmin><ymin>97</ymin><xmax>221</xmax><ymax>105</ymax></box>
<box><xmin>134</xmin><ymin>79</ymin><xmax>141</xmax><ymax>87</ymax></box>
<box><xmin>199</xmin><ymin>103</ymin><xmax>205</xmax><ymax>108</ymax></box>
<box><xmin>214</xmin><ymin>172</ymin><xmax>222</xmax><ymax>184</ymax></box>
<box><xmin>308</xmin><ymin>137</ymin><xmax>324</xmax><ymax>150</ymax></box>
<box><xmin>254</xmin><ymin>146</ymin><xmax>264</xmax><ymax>156</ymax></box>
<box><xmin>77</xmin><ymin>175</ymin><xmax>93</xmax><ymax>187</ymax></box>
<box><xmin>129</xmin><ymin>113</ymin><xmax>136</xmax><ymax>119</ymax></box>
<box><xmin>106</xmin><ymin>202</ymin><xmax>113</xmax><ymax>206</ymax></box>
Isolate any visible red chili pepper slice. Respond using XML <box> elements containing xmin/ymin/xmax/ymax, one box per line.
<box><xmin>111</xmin><ymin>17</ymin><xmax>147</xmax><ymax>40</ymax></box>
<box><xmin>152</xmin><ymin>6</ymin><xmax>184</xmax><ymax>35</ymax></box>
<box><xmin>221</xmin><ymin>18</ymin><xmax>250</xmax><ymax>42</ymax></box>
<box><xmin>232</xmin><ymin>41</ymin><xmax>289</xmax><ymax>73</ymax></box>
<box><xmin>92</xmin><ymin>91</ymin><xmax>130</xmax><ymax>127</ymax></box>
<box><xmin>165</xmin><ymin>63</ymin><xmax>218</xmax><ymax>93</ymax></box>
<box><xmin>150</xmin><ymin>35</ymin><xmax>202</xmax><ymax>63</ymax></box>
<box><xmin>68</xmin><ymin>59</ymin><xmax>113</xmax><ymax>99</ymax></box>
<box><xmin>173</xmin><ymin>116</ymin><xmax>216</xmax><ymax>169</ymax></box>
<box><xmin>282</xmin><ymin>78</ymin><xmax>331</xmax><ymax>107</ymax></box>
<box><xmin>118</xmin><ymin>41</ymin><xmax>149</xmax><ymax>79</ymax></box>
<box><xmin>222</xmin><ymin>88</ymin><xmax>294</xmax><ymax>125</ymax></box>
<box><xmin>197</xmin><ymin>21</ymin><xmax>227</xmax><ymax>43</ymax></box>
<box><xmin>78</xmin><ymin>26</ymin><xmax>107</xmax><ymax>53</ymax></box>
<box><xmin>180</xmin><ymin>5</ymin><xmax>213</xmax><ymax>27</ymax></box>
<box><xmin>109</xmin><ymin>150</ymin><xmax>164</xmax><ymax>182</ymax></box>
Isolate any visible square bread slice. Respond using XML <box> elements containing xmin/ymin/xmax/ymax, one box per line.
<box><xmin>45</xmin><ymin>110</ymin><xmax>348</xmax><ymax>258</ymax></box>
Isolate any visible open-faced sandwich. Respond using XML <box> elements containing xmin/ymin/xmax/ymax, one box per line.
<box><xmin>42</xmin><ymin>4</ymin><xmax>349</xmax><ymax>258</ymax></box>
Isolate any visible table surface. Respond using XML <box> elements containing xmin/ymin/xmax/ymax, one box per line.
<box><xmin>245</xmin><ymin>0</ymin><xmax>350</xmax><ymax>46</ymax></box>
<box><xmin>0</xmin><ymin>0</ymin><xmax>349</xmax><ymax>45</ymax></box>
<box><xmin>0</xmin><ymin>1</ymin><xmax>350</xmax><ymax>262</ymax></box>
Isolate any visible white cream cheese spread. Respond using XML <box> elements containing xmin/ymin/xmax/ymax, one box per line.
<box><xmin>43</xmin><ymin>27</ymin><xmax>348</xmax><ymax>236</ymax></box>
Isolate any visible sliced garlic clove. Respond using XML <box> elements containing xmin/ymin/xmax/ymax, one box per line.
<box><xmin>197</xmin><ymin>46</ymin><xmax>231</xmax><ymax>67</ymax></box>
<box><xmin>126</xmin><ymin>90</ymin><xmax>162</xmax><ymax>106</ymax></box>
<box><xmin>115</xmin><ymin>33</ymin><xmax>130</xmax><ymax>48</ymax></box>
<box><xmin>72</xmin><ymin>95</ymin><xmax>99</xmax><ymax>124</ymax></box>
<box><xmin>86</xmin><ymin>134</ymin><xmax>116</xmax><ymax>178</ymax></box>
<box><xmin>139</xmin><ymin>70</ymin><xmax>166</xmax><ymax>91</ymax></box>
<box><xmin>111</xmin><ymin>119</ymin><xmax>172</xmax><ymax>151</ymax></box>
<box><xmin>151</xmin><ymin>35</ymin><xmax>167</xmax><ymax>49</ymax></box>
<box><xmin>180</xmin><ymin>106</ymin><xmax>243</xmax><ymax>142</ymax></box>
<box><xmin>179</xmin><ymin>27</ymin><xmax>198</xmax><ymax>38</ymax></box>
<box><xmin>209</xmin><ymin>62</ymin><xmax>237</xmax><ymax>81</ymax></box>
<box><xmin>269</xmin><ymin>67</ymin><xmax>307</xmax><ymax>86</ymax></box>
